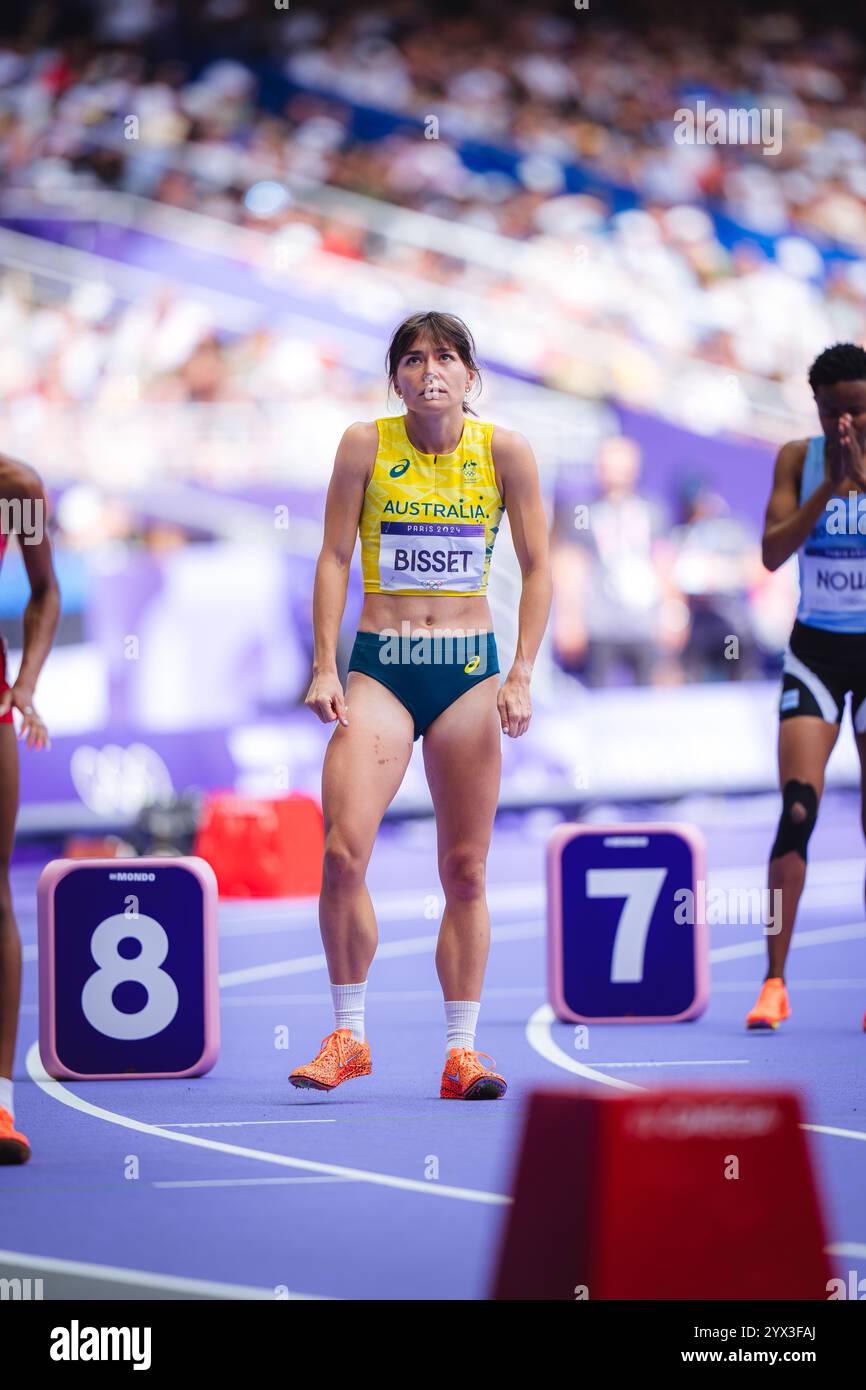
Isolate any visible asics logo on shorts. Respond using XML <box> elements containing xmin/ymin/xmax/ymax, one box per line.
<box><xmin>464</xmin><ymin>655</ymin><xmax>481</xmax><ymax>673</ymax></box>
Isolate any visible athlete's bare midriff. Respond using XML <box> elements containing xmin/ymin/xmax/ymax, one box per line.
<box><xmin>358</xmin><ymin>592</ymin><xmax>494</xmax><ymax>637</ymax></box>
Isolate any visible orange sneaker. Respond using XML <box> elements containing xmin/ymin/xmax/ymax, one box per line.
<box><xmin>0</xmin><ymin>1107</ymin><xmax>31</xmax><ymax>1164</ymax></box>
<box><xmin>289</xmin><ymin>1029</ymin><xmax>371</xmax><ymax>1092</ymax></box>
<box><xmin>440</xmin><ymin>1048</ymin><xmax>507</xmax><ymax>1100</ymax></box>
<box><xmin>746</xmin><ymin>977</ymin><xmax>791</xmax><ymax>1030</ymax></box>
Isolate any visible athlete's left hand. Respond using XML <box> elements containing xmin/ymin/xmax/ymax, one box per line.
<box><xmin>838</xmin><ymin>413</ymin><xmax>866</xmax><ymax>489</ymax></box>
<box><xmin>0</xmin><ymin>682</ymin><xmax>51</xmax><ymax>750</ymax></box>
<box><xmin>498</xmin><ymin>670</ymin><xmax>532</xmax><ymax>738</ymax></box>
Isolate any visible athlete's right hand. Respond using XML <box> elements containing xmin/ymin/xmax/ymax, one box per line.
<box><xmin>305</xmin><ymin>670</ymin><xmax>349</xmax><ymax>726</ymax></box>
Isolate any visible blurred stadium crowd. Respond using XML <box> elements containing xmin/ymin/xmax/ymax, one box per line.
<box><xmin>2</xmin><ymin>0</ymin><xmax>865</xmax><ymax>386</ymax></box>
<box><xmin>0</xmin><ymin>0</ymin><xmax>855</xmax><ymax>695</ymax></box>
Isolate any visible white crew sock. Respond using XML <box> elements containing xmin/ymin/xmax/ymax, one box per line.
<box><xmin>445</xmin><ymin>1000</ymin><xmax>480</xmax><ymax>1054</ymax></box>
<box><xmin>0</xmin><ymin>1076</ymin><xmax>13</xmax><ymax>1120</ymax></box>
<box><xmin>331</xmin><ymin>982</ymin><xmax>367</xmax><ymax>1042</ymax></box>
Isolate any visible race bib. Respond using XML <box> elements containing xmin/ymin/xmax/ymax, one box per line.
<box><xmin>379</xmin><ymin>521</ymin><xmax>486</xmax><ymax>592</ymax></box>
<box><xmin>801</xmin><ymin>547</ymin><xmax>866</xmax><ymax>612</ymax></box>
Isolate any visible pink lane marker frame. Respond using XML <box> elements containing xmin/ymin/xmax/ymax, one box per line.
<box><xmin>547</xmin><ymin>822</ymin><xmax>710</xmax><ymax>1024</ymax></box>
<box><xmin>37</xmin><ymin>855</ymin><xmax>221</xmax><ymax>1080</ymax></box>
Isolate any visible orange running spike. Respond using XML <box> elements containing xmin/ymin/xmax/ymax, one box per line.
<box><xmin>746</xmin><ymin>977</ymin><xmax>791</xmax><ymax>1030</ymax></box>
<box><xmin>0</xmin><ymin>1107</ymin><xmax>31</xmax><ymax>1164</ymax></box>
<box><xmin>289</xmin><ymin>1029</ymin><xmax>371</xmax><ymax>1092</ymax></box>
<box><xmin>440</xmin><ymin>1047</ymin><xmax>507</xmax><ymax>1100</ymax></box>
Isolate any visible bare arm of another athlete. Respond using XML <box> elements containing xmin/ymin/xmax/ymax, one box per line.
<box><xmin>306</xmin><ymin>422</ymin><xmax>377</xmax><ymax>727</ymax></box>
<box><xmin>492</xmin><ymin>428</ymin><xmax>553</xmax><ymax>739</ymax></box>
<box><xmin>0</xmin><ymin>458</ymin><xmax>60</xmax><ymax>750</ymax></box>
<box><xmin>761</xmin><ymin>440</ymin><xmax>834</xmax><ymax>573</ymax></box>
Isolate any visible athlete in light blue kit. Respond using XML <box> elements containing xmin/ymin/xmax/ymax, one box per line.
<box><xmin>749</xmin><ymin>343</ymin><xmax>866</xmax><ymax>1029</ymax></box>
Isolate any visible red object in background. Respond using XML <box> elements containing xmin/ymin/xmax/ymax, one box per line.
<box><xmin>493</xmin><ymin>1087</ymin><xmax>831</xmax><ymax>1300</ymax></box>
<box><xmin>39</xmin><ymin>56</ymin><xmax>77</xmax><ymax>96</ymax></box>
<box><xmin>192</xmin><ymin>791</ymin><xmax>324</xmax><ymax>898</ymax></box>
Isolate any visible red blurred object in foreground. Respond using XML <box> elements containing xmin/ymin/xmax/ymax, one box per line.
<box><xmin>493</xmin><ymin>1087</ymin><xmax>831</xmax><ymax>1300</ymax></box>
<box><xmin>192</xmin><ymin>791</ymin><xmax>324</xmax><ymax>898</ymax></box>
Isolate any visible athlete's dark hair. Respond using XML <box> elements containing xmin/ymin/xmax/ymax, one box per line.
<box><xmin>386</xmin><ymin>311</ymin><xmax>482</xmax><ymax>415</ymax></box>
<box><xmin>808</xmin><ymin>342</ymin><xmax>866</xmax><ymax>392</ymax></box>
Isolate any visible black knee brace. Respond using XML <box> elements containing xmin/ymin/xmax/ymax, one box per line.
<box><xmin>770</xmin><ymin>780</ymin><xmax>818</xmax><ymax>862</ymax></box>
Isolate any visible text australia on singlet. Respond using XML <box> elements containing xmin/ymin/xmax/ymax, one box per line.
<box><xmin>378</xmin><ymin>497</ymin><xmax>488</xmax><ymax>592</ymax></box>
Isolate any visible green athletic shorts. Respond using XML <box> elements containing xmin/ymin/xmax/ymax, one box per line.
<box><xmin>347</xmin><ymin>629</ymin><xmax>499</xmax><ymax>740</ymax></box>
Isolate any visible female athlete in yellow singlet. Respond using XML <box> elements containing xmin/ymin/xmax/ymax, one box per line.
<box><xmin>292</xmin><ymin>311</ymin><xmax>551</xmax><ymax>1099</ymax></box>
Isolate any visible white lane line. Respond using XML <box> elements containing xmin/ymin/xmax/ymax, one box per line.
<box><xmin>528</xmin><ymin>1003</ymin><xmax>866</xmax><ymax>1143</ymax></box>
<box><xmin>220</xmin><ymin>948</ymin><xmax>330</xmax><ymax>987</ymax></box>
<box><xmin>708</xmin><ymin>858</ymin><xmax>865</xmax><ymax>891</ymax></box>
<box><xmin>528</xmin><ymin>917</ymin><xmax>866</xmax><ymax>1137</ymax></box>
<box><xmin>526</xmin><ymin>920</ymin><xmax>866</xmax><ymax>1108</ymax></box>
<box><xmin>219</xmin><ymin>920</ymin><xmax>541</xmax><ymax>989</ymax></box>
<box><xmin>222</xmin><ymin>985</ymin><xmax>545</xmax><ymax>1007</ymax></box>
<box><xmin>152</xmin><ymin>1177</ymin><xmax>358</xmax><ymax>1189</ymax></box>
<box><xmin>0</xmin><ymin>1248</ymin><xmax>320</xmax><ymax>1300</ymax></box>
<box><xmin>219</xmin><ymin>881</ymin><xmax>545</xmax><ymax>929</ymax></box>
<box><xmin>526</xmin><ymin>1006</ymin><xmax>640</xmax><ymax>1092</ymax></box>
<box><xmin>589</xmin><ymin>1060</ymin><xmax>750</xmax><ymax>1068</ymax></box>
<box><xmin>220</xmin><ymin>919</ymin><xmax>324</xmax><ymax>939</ymax></box>
<box><xmin>802</xmin><ymin>1124</ymin><xmax>866</xmax><ymax>1143</ymax></box>
<box><xmin>26</xmin><ymin>1043</ymin><xmax>510</xmax><ymax>1207</ymax></box>
<box><xmin>214</xmin><ymin>859</ymin><xmax>866</xmax><ymax>929</ymax></box>
<box><xmin>710</xmin><ymin>922</ymin><xmax>866</xmax><ymax>962</ymax></box>
<box><xmin>219</xmin><ymin>886</ymin><xmax>544</xmax><ymax>937</ymax></box>
<box><xmin>155</xmin><ymin>1119</ymin><xmax>336</xmax><ymax>1128</ymax></box>
<box><xmin>19</xmin><ymin>857</ymin><xmax>864</xmax><ymax>961</ymax></box>
<box><xmin>827</xmin><ymin>1242</ymin><xmax>866</xmax><ymax>1258</ymax></box>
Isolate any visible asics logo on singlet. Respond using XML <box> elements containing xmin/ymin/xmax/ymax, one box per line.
<box><xmin>389</xmin><ymin>459</ymin><xmax>411</xmax><ymax>478</ymax></box>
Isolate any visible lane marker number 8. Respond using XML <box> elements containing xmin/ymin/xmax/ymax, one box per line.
<box><xmin>81</xmin><ymin>913</ymin><xmax>179</xmax><ymax>1040</ymax></box>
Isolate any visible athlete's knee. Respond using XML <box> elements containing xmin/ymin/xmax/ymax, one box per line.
<box><xmin>440</xmin><ymin>846</ymin><xmax>486</xmax><ymax>902</ymax></box>
<box><xmin>770</xmin><ymin>780</ymin><xmax>819</xmax><ymax>863</ymax></box>
<box><xmin>322</xmin><ymin>834</ymin><xmax>366</xmax><ymax>895</ymax></box>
